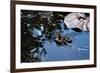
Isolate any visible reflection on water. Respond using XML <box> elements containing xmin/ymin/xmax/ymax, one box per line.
<box><xmin>21</xmin><ymin>10</ymin><xmax>89</xmax><ymax>62</ymax></box>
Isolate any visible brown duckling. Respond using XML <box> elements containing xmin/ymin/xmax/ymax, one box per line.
<box><xmin>55</xmin><ymin>32</ymin><xmax>72</xmax><ymax>46</ymax></box>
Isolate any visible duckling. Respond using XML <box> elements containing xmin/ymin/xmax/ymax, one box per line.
<box><xmin>55</xmin><ymin>33</ymin><xmax>63</xmax><ymax>45</ymax></box>
<box><xmin>55</xmin><ymin>32</ymin><xmax>72</xmax><ymax>46</ymax></box>
<box><xmin>55</xmin><ymin>35</ymin><xmax>63</xmax><ymax>43</ymax></box>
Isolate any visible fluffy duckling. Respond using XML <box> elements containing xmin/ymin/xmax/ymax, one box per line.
<box><xmin>55</xmin><ymin>32</ymin><xmax>72</xmax><ymax>46</ymax></box>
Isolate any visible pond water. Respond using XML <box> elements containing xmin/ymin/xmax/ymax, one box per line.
<box><xmin>32</xmin><ymin>19</ymin><xmax>90</xmax><ymax>62</ymax></box>
<box><xmin>21</xmin><ymin>10</ymin><xmax>90</xmax><ymax>62</ymax></box>
<box><xmin>30</xmin><ymin>20</ymin><xmax>90</xmax><ymax>62</ymax></box>
<box><xmin>38</xmin><ymin>29</ymin><xmax>89</xmax><ymax>62</ymax></box>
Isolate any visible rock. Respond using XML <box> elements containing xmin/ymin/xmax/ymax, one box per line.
<box><xmin>64</xmin><ymin>13</ymin><xmax>90</xmax><ymax>32</ymax></box>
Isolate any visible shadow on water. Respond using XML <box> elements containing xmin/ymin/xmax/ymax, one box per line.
<box><xmin>21</xmin><ymin>10</ymin><xmax>89</xmax><ymax>62</ymax></box>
